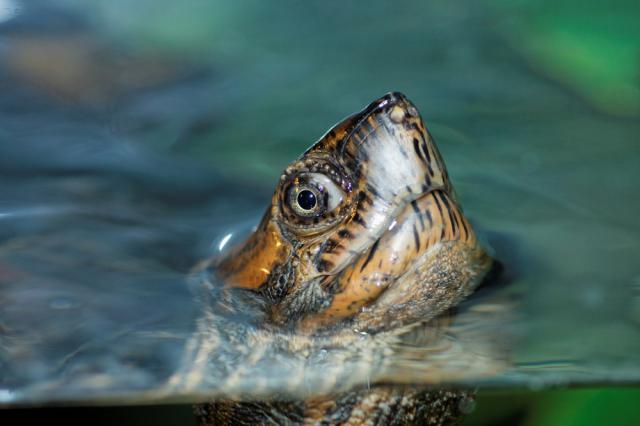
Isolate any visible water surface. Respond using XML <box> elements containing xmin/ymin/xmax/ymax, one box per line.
<box><xmin>0</xmin><ymin>0</ymin><xmax>639</xmax><ymax>405</ymax></box>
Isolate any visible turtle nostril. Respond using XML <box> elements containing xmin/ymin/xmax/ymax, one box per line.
<box><xmin>389</xmin><ymin>105</ymin><xmax>405</xmax><ymax>123</ymax></box>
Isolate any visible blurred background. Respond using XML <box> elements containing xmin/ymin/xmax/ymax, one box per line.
<box><xmin>0</xmin><ymin>0</ymin><xmax>639</xmax><ymax>424</ymax></box>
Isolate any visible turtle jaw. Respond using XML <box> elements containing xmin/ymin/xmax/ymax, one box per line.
<box><xmin>351</xmin><ymin>190</ymin><xmax>492</xmax><ymax>332</ymax></box>
<box><xmin>300</xmin><ymin>189</ymin><xmax>491</xmax><ymax>332</ymax></box>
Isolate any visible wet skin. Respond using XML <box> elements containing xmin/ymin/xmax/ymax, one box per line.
<box><xmin>196</xmin><ymin>92</ymin><xmax>493</xmax><ymax>425</ymax></box>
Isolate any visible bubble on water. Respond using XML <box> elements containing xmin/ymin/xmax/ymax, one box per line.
<box><xmin>216</xmin><ymin>233</ymin><xmax>233</xmax><ymax>252</ymax></box>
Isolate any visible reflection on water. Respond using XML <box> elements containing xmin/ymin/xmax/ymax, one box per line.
<box><xmin>1</xmin><ymin>0</ymin><xmax>639</xmax><ymax>405</ymax></box>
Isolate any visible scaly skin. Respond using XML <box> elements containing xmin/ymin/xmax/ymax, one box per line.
<box><xmin>195</xmin><ymin>93</ymin><xmax>493</xmax><ymax>425</ymax></box>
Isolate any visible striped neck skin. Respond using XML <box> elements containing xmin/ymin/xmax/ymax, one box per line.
<box><xmin>215</xmin><ymin>92</ymin><xmax>492</xmax><ymax>333</ymax></box>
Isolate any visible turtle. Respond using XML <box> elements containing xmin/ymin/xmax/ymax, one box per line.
<box><xmin>0</xmin><ymin>91</ymin><xmax>504</xmax><ymax>425</ymax></box>
<box><xmin>190</xmin><ymin>92</ymin><xmax>496</xmax><ymax>425</ymax></box>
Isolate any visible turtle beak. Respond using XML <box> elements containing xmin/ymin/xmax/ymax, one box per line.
<box><xmin>339</xmin><ymin>92</ymin><xmax>451</xmax><ymax>200</ymax></box>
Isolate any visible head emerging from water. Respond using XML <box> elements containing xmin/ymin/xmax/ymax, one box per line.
<box><xmin>215</xmin><ymin>92</ymin><xmax>492</xmax><ymax>333</ymax></box>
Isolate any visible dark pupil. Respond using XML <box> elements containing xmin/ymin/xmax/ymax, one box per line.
<box><xmin>297</xmin><ymin>190</ymin><xmax>317</xmax><ymax>211</ymax></box>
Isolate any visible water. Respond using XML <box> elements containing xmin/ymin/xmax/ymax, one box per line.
<box><xmin>0</xmin><ymin>0</ymin><xmax>639</xmax><ymax>410</ymax></box>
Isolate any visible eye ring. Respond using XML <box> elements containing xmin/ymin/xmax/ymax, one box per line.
<box><xmin>288</xmin><ymin>184</ymin><xmax>325</xmax><ymax>217</ymax></box>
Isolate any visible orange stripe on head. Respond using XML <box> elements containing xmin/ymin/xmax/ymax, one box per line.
<box><xmin>217</xmin><ymin>212</ymin><xmax>290</xmax><ymax>289</ymax></box>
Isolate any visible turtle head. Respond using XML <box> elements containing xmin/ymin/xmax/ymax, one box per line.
<box><xmin>216</xmin><ymin>93</ymin><xmax>492</xmax><ymax>332</ymax></box>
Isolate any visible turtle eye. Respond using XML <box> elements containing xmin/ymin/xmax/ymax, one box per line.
<box><xmin>289</xmin><ymin>185</ymin><xmax>323</xmax><ymax>217</ymax></box>
<box><xmin>297</xmin><ymin>189</ymin><xmax>318</xmax><ymax>211</ymax></box>
<box><xmin>287</xmin><ymin>173</ymin><xmax>344</xmax><ymax>219</ymax></box>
